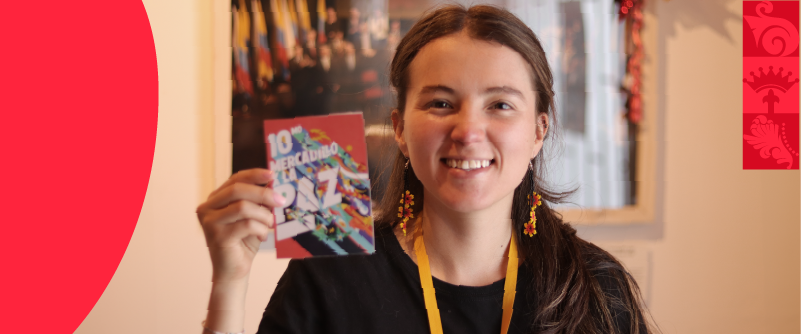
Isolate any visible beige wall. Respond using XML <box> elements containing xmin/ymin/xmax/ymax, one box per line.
<box><xmin>75</xmin><ymin>0</ymin><xmax>799</xmax><ymax>333</ymax></box>
<box><xmin>645</xmin><ymin>0</ymin><xmax>799</xmax><ymax>332</ymax></box>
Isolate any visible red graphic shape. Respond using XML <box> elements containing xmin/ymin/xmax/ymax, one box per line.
<box><xmin>0</xmin><ymin>1</ymin><xmax>158</xmax><ymax>332</ymax></box>
<box><xmin>743</xmin><ymin>1</ymin><xmax>800</xmax><ymax>57</ymax></box>
<box><xmin>743</xmin><ymin>58</ymin><xmax>799</xmax><ymax>114</ymax></box>
<box><xmin>276</xmin><ymin>238</ymin><xmax>313</xmax><ymax>258</ymax></box>
<box><xmin>743</xmin><ymin>114</ymin><xmax>799</xmax><ymax>169</ymax></box>
<box><xmin>743</xmin><ymin>1</ymin><xmax>799</xmax><ymax>170</ymax></box>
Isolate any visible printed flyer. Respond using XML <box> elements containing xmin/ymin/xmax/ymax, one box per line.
<box><xmin>264</xmin><ymin>113</ymin><xmax>374</xmax><ymax>258</ymax></box>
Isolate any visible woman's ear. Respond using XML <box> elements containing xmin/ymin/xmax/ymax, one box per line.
<box><xmin>531</xmin><ymin>113</ymin><xmax>549</xmax><ymax>159</ymax></box>
<box><xmin>391</xmin><ymin>109</ymin><xmax>409</xmax><ymax>157</ymax></box>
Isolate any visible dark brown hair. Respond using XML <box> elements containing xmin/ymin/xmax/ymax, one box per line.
<box><xmin>375</xmin><ymin>4</ymin><xmax>655</xmax><ymax>334</ymax></box>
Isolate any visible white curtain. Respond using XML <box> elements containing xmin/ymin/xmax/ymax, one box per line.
<box><xmin>507</xmin><ymin>0</ymin><xmax>631</xmax><ymax>209</ymax></box>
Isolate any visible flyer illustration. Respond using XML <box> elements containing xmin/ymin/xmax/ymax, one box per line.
<box><xmin>264</xmin><ymin>113</ymin><xmax>374</xmax><ymax>258</ymax></box>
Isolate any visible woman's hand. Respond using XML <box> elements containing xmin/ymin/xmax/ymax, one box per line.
<box><xmin>196</xmin><ymin>168</ymin><xmax>285</xmax><ymax>282</ymax></box>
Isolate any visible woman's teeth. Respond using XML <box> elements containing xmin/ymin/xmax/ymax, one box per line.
<box><xmin>445</xmin><ymin>159</ymin><xmax>492</xmax><ymax>170</ymax></box>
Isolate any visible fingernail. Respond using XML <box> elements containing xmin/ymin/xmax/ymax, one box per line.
<box><xmin>273</xmin><ymin>192</ymin><xmax>286</xmax><ymax>206</ymax></box>
<box><xmin>264</xmin><ymin>170</ymin><xmax>273</xmax><ymax>178</ymax></box>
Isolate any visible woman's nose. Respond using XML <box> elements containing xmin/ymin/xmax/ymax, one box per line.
<box><xmin>450</xmin><ymin>105</ymin><xmax>487</xmax><ymax>145</ymax></box>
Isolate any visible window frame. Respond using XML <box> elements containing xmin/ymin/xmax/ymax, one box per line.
<box><xmin>559</xmin><ymin>2</ymin><xmax>659</xmax><ymax>225</ymax></box>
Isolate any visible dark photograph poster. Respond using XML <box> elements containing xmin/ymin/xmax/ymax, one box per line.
<box><xmin>231</xmin><ymin>0</ymin><xmax>398</xmax><ymax>201</ymax></box>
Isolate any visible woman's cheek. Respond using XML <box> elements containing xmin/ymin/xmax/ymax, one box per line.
<box><xmin>403</xmin><ymin>123</ymin><xmax>426</xmax><ymax>161</ymax></box>
<box><xmin>501</xmin><ymin>123</ymin><xmax>537</xmax><ymax>150</ymax></box>
<box><xmin>406</xmin><ymin>116</ymin><xmax>442</xmax><ymax>149</ymax></box>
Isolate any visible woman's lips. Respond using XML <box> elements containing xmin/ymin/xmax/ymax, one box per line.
<box><xmin>441</xmin><ymin>158</ymin><xmax>494</xmax><ymax>171</ymax></box>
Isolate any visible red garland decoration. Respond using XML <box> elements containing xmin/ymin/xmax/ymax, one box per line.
<box><xmin>616</xmin><ymin>0</ymin><xmax>645</xmax><ymax>124</ymax></box>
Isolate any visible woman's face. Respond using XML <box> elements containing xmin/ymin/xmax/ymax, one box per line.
<box><xmin>393</xmin><ymin>31</ymin><xmax>548</xmax><ymax>214</ymax></box>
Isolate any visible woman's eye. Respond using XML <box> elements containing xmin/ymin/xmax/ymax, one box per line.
<box><xmin>430</xmin><ymin>101</ymin><xmax>451</xmax><ymax>109</ymax></box>
<box><xmin>492</xmin><ymin>102</ymin><xmax>513</xmax><ymax>110</ymax></box>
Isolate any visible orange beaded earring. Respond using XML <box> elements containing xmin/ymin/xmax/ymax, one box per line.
<box><xmin>398</xmin><ymin>158</ymin><xmax>415</xmax><ymax>236</ymax></box>
<box><xmin>524</xmin><ymin>161</ymin><xmax>540</xmax><ymax>237</ymax></box>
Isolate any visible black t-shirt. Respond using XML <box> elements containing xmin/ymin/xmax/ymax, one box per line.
<box><xmin>257</xmin><ymin>225</ymin><xmax>642</xmax><ymax>334</ymax></box>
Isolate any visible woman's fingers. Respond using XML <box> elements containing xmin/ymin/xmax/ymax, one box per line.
<box><xmin>197</xmin><ymin>168</ymin><xmax>289</xmax><ymax>250</ymax></box>
<box><xmin>203</xmin><ymin>204</ymin><xmax>274</xmax><ymax>248</ymax></box>
<box><xmin>202</xmin><ymin>199</ymin><xmax>275</xmax><ymax>229</ymax></box>
<box><xmin>197</xmin><ymin>169</ymin><xmax>281</xmax><ymax>283</ymax></box>
<box><xmin>200</xmin><ymin>181</ymin><xmax>285</xmax><ymax>215</ymax></box>
<box><xmin>227</xmin><ymin>219</ymin><xmax>271</xmax><ymax>244</ymax></box>
<box><xmin>208</xmin><ymin>168</ymin><xmax>274</xmax><ymax>199</ymax></box>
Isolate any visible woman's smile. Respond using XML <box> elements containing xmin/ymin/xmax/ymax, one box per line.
<box><xmin>442</xmin><ymin>158</ymin><xmax>494</xmax><ymax>170</ymax></box>
<box><xmin>441</xmin><ymin>157</ymin><xmax>495</xmax><ymax>179</ymax></box>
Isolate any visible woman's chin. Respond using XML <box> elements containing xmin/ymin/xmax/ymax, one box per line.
<box><xmin>432</xmin><ymin>191</ymin><xmax>498</xmax><ymax>213</ymax></box>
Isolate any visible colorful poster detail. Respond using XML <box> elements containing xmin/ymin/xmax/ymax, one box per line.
<box><xmin>743</xmin><ymin>1</ymin><xmax>800</xmax><ymax>169</ymax></box>
<box><xmin>265</xmin><ymin>113</ymin><xmax>374</xmax><ymax>258</ymax></box>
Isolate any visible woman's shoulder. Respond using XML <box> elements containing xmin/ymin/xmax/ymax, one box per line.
<box><xmin>260</xmin><ymin>225</ymin><xmax>427</xmax><ymax>334</ymax></box>
<box><xmin>267</xmin><ymin>224</ymin><xmax>410</xmax><ymax>309</ymax></box>
<box><xmin>280</xmin><ymin>224</ymin><xmax>408</xmax><ymax>286</ymax></box>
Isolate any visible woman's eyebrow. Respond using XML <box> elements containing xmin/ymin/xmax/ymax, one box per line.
<box><xmin>417</xmin><ymin>85</ymin><xmax>525</xmax><ymax>99</ymax></box>
<box><xmin>418</xmin><ymin>85</ymin><xmax>455</xmax><ymax>95</ymax></box>
<box><xmin>484</xmin><ymin>86</ymin><xmax>524</xmax><ymax>99</ymax></box>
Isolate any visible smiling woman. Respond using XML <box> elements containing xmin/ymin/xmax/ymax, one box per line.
<box><xmin>198</xmin><ymin>4</ymin><xmax>654</xmax><ymax>334</ymax></box>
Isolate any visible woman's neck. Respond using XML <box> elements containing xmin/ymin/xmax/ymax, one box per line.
<box><xmin>397</xmin><ymin>191</ymin><xmax>515</xmax><ymax>287</ymax></box>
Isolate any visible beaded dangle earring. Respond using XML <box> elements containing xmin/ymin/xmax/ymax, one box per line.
<box><xmin>524</xmin><ymin>161</ymin><xmax>541</xmax><ymax>237</ymax></box>
<box><xmin>398</xmin><ymin>158</ymin><xmax>415</xmax><ymax>236</ymax></box>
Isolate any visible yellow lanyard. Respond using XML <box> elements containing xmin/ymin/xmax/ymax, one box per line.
<box><xmin>413</xmin><ymin>226</ymin><xmax>519</xmax><ymax>334</ymax></box>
